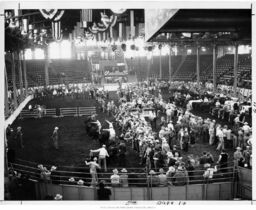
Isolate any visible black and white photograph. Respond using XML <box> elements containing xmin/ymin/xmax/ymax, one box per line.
<box><xmin>0</xmin><ymin>0</ymin><xmax>255</xmax><ymax>205</ymax></box>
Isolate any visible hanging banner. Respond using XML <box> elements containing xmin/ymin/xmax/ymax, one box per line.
<box><xmin>52</xmin><ymin>21</ymin><xmax>62</xmax><ymax>42</ymax></box>
<box><xmin>40</xmin><ymin>9</ymin><xmax>58</xmax><ymax>19</ymax></box>
<box><xmin>81</xmin><ymin>9</ymin><xmax>92</xmax><ymax>28</ymax></box>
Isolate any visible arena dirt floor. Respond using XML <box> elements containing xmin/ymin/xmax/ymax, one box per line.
<box><xmin>8</xmin><ymin>91</ymin><xmax>234</xmax><ymax>169</ymax></box>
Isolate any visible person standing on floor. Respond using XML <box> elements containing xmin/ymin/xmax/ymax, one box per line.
<box><xmin>97</xmin><ymin>181</ymin><xmax>111</xmax><ymax>200</ymax></box>
<box><xmin>91</xmin><ymin>145</ymin><xmax>109</xmax><ymax>172</ymax></box>
<box><xmin>16</xmin><ymin>127</ymin><xmax>24</xmax><ymax>149</ymax></box>
<box><xmin>51</xmin><ymin>127</ymin><xmax>59</xmax><ymax>150</ymax></box>
<box><xmin>85</xmin><ymin>157</ymin><xmax>101</xmax><ymax>187</ymax></box>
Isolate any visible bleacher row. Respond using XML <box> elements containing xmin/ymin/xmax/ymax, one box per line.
<box><xmin>6</xmin><ymin>59</ymin><xmax>92</xmax><ymax>89</ymax></box>
<box><xmin>5</xmin><ymin>53</ymin><xmax>251</xmax><ymax>89</ymax></box>
<box><xmin>19</xmin><ymin>107</ymin><xmax>96</xmax><ymax>119</ymax></box>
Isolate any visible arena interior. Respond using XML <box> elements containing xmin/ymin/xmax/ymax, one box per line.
<box><xmin>4</xmin><ymin>8</ymin><xmax>252</xmax><ymax>201</ymax></box>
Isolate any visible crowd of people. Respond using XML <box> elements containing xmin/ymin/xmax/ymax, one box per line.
<box><xmin>81</xmin><ymin>80</ymin><xmax>252</xmax><ymax>188</ymax></box>
<box><xmin>5</xmin><ymin>80</ymin><xmax>252</xmax><ymax>200</ymax></box>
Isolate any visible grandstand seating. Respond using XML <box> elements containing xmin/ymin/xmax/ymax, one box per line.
<box><xmin>134</xmin><ymin>55</ymin><xmax>182</xmax><ymax>81</ymax></box>
<box><xmin>6</xmin><ymin>59</ymin><xmax>92</xmax><ymax>87</ymax></box>
<box><xmin>172</xmin><ymin>55</ymin><xmax>197</xmax><ymax>81</ymax></box>
<box><xmin>202</xmin><ymin>54</ymin><xmax>251</xmax><ymax>87</ymax></box>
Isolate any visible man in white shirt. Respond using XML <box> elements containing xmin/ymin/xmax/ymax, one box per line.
<box><xmin>242</xmin><ymin>122</ymin><xmax>251</xmax><ymax>135</ymax></box>
<box><xmin>91</xmin><ymin>145</ymin><xmax>109</xmax><ymax>172</ymax></box>
<box><xmin>203</xmin><ymin>164</ymin><xmax>217</xmax><ymax>182</ymax></box>
<box><xmin>216</xmin><ymin>127</ymin><xmax>224</xmax><ymax>151</ymax></box>
<box><xmin>215</xmin><ymin>100</ymin><xmax>221</xmax><ymax>108</ymax></box>
<box><xmin>103</xmin><ymin>120</ymin><xmax>116</xmax><ymax>141</ymax></box>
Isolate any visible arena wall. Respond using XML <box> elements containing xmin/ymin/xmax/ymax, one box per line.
<box><xmin>33</xmin><ymin>181</ymin><xmax>234</xmax><ymax>200</ymax></box>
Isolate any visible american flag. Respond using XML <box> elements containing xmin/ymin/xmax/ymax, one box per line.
<box><xmin>81</xmin><ymin>9</ymin><xmax>92</xmax><ymax>28</ymax></box>
<box><xmin>114</xmin><ymin>46</ymin><xmax>124</xmax><ymax>62</ymax></box>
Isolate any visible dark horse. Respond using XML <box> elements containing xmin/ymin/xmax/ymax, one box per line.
<box><xmin>84</xmin><ymin>117</ymin><xmax>99</xmax><ymax>140</ymax></box>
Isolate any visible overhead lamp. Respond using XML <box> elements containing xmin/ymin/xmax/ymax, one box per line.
<box><xmin>111</xmin><ymin>9</ymin><xmax>127</xmax><ymax>14</ymax></box>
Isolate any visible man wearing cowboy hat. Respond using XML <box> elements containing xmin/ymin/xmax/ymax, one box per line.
<box><xmin>51</xmin><ymin>127</ymin><xmax>59</xmax><ymax>150</ymax></box>
<box><xmin>91</xmin><ymin>145</ymin><xmax>109</xmax><ymax>172</ymax></box>
<box><xmin>234</xmin><ymin>147</ymin><xmax>244</xmax><ymax>167</ymax></box>
<box><xmin>147</xmin><ymin>170</ymin><xmax>160</xmax><ymax>187</ymax></box>
<box><xmin>120</xmin><ymin>168</ymin><xmax>129</xmax><ymax>187</ymax></box>
<box><xmin>15</xmin><ymin>126</ymin><xmax>24</xmax><ymax>149</ymax></box>
<box><xmin>102</xmin><ymin>120</ymin><xmax>116</xmax><ymax>142</ymax></box>
<box><xmin>85</xmin><ymin>157</ymin><xmax>101</xmax><ymax>187</ymax></box>
<box><xmin>242</xmin><ymin>122</ymin><xmax>251</xmax><ymax>135</ymax></box>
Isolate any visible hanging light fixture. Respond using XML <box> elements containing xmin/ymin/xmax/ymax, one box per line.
<box><xmin>111</xmin><ymin>9</ymin><xmax>127</xmax><ymax>15</ymax></box>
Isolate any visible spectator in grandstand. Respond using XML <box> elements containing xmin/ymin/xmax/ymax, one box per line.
<box><xmin>147</xmin><ymin>170</ymin><xmax>160</xmax><ymax>187</ymax></box>
<box><xmin>208</xmin><ymin>120</ymin><xmax>216</xmax><ymax>145</ymax></box>
<box><xmin>118</xmin><ymin>141</ymin><xmax>127</xmax><ymax>167</ymax></box>
<box><xmin>97</xmin><ymin>180</ymin><xmax>111</xmax><ymax>200</ymax></box>
<box><xmin>85</xmin><ymin>157</ymin><xmax>101</xmax><ymax>187</ymax></box>
<box><xmin>234</xmin><ymin>147</ymin><xmax>244</xmax><ymax>167</ymax></box>
<box><xmin>217</xmin><ymin>150</ymin><xmax>229</xmax><ymax>174</ymax></box>
<box><xmin>203</xmin><ymin>164</ymin><xmax>217</xmax><ymax>183</ymax></box>
<box><xmin>182</xmin><ymin>127</ymin><xmax>190</xmax><ymax>152</ymax></box>
<box><xmin>242</xmin><ymin>122</ymin><xmax>251</xmax><ymax>136</ymax></box>
<box><xmin>110</xmin><ymin>169</ymin><xmax>120</xmax><ymax>187</ymax></box>
<box><xmin>38</xmin><ymin>164</ymin><xmax>51</xmax><ymax>183</ymax></box>
<box><xmin>216</xmin><ymin>127</ymin><xmax>225</xmax><ymax>151</ymax></box>
<box><xmin>199</xmin><ymin>152</ymin><xmax>208</xmax><ymax>166</ymax></box>
<box><xmin>102</xmin><ymin>120</ymin><xmax>116</xmax><ymax>142</ymax></box>
<box><xmin>15</xmin><ymin>126</ymin><xmax>24</xmax><ymax>149</ymax></box>
<box><xmin>237</xmin><ymin>129</ymin><xmax>244</xmax><ymax>149</ymax></box>
<box><xmin>91</xmin><ymin>145</ymin><xmax>109</xmax><ymax>172</ymax></box>
<box><xmin>6</xmin><ymin>124</ymin><xmax>13</xmax><ymax>141</ymax></box>
<box><xmin>120</xmin><ymin>168</ymin><xmax>129</xmax><ymax>187</ymax></box>
<box><xmin>206</xmin><ymin>152</ymin><xmax>215</xmax><ymax>164</ymax></box>
<box><xmin>166</xmin><ymin>166</ymin><xmax>176</xmax><ymax>185</ymax></box>
<box><xmin>243</xmin><ymin>146</ymin><xmax>252</xmax><ymax>168</ymax></box>
<box><xmin>172</xmin><ymin>165</ymin><xmax>189</xmax><ymax>186</ymax></box>
<box><xmin>158</xmin><ymin>168</ymin><xmax>168</xmax><ymax>187</ymax></box>
<box><xmin>51</xmin><ymin>127</ymin><xmax>59</xmax><ymax>150</ymax></box>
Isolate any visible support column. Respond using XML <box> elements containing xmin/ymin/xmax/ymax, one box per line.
<box><xmin>196</xmin><ymin>45</ymin><xmax>200</xmax><ymax>86</ymax></box>
<box><xmin>22</xmin><ymin>50</ymin><xmax>28</xmax><ymax>97</ymax></box>
<box><xmin>18</xmin><ymin>51</ymin><xmax>24</xmax><ymax>101</ymax></box>
<box><xmin>233</xmin><ymin>43</ymin><xmax>239</xmax><ymax>95</ymax></box>
<box><xmin>212</xmin><ymin>44</ymin><xmax>217</xmax><ymax>92</ymax></box>
<box><xmin>5</xmin><ymin>64</ymin><xmax>9</xmax><ymax>117</ymax></box>
<box><xmin>169</xmin><ymin>45</ymin><xmax>172</xmax><ymax>81</ymax></box>
<box><xmin>159</xmin><ymin>46</ymin><xmax>162</xmax><ymax>79</ymax></box>
<box><xmin>11</xmin><ymin>52</ymin><xmax>18</xmax><ymax>109</ymax></box>
<box><xmin>130</xmin><ymin>10</ymin><xmax>135</xmax><ymax>38</ymax></box>
<box><xmin>44</xmin><ymin>47</ymin><xmax>49</xmax><ymax>87</ymax></box>
<box><xmin>147</xmin><ymin>53</ymin><xmax>151</xmax><ymax>83</ymax></box>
